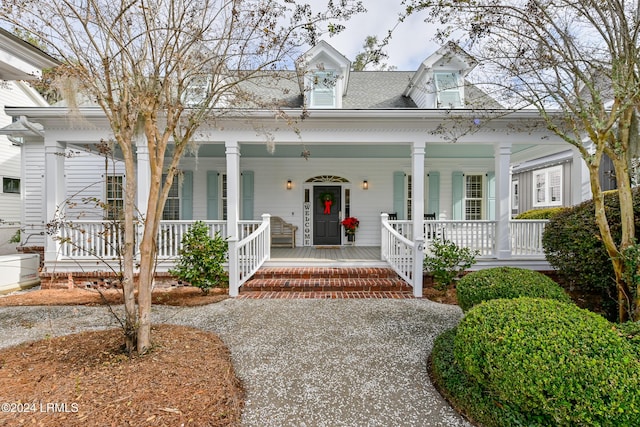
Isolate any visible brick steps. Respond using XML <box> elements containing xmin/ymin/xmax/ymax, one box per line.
<box><xmin>240</xmin><ymin>267</ymin><xmax>412</xmax><ymax>296</ymax></box>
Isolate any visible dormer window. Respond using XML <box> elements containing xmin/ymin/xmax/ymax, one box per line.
<box><xmin>311</xmin><ymin>71</ymin><xmax>336</xmax><ymax>108</ymax></box>
<box><xmin>434</xmin><ymin>72</ymin><xmax>463</xmax><ymax>108</ymax></box>
<box><xmin>183</xmin><ymin>75</ymin><xmax>212</xmax><ymax>107</ymax></box>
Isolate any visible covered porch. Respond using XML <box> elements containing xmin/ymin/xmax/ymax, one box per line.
<box><xmin>48</xmin><ymin>215</ymin><xmax>551</xmax><ymax>297</ymax></box>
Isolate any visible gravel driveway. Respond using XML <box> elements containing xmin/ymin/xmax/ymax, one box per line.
<box><xmin>0</xmin><ymin>299</ymin><xmax>471</xmax><ymax>426</ymax></box>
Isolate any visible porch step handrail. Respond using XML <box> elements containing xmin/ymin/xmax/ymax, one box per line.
<box><xmin>381</xmin><ymin>214</ymin><xmax>415</xmax><ymax>287</ymax></box>
<box><xmin>229</xmin><ymin>214</ymin><xmax>271</xmax><ymax>296</ymax></box>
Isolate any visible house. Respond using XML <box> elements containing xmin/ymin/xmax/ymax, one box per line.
<box><xmin>0</xmin><ymin>28</ymin><xmax>57</xmax><ymax>255</ymax></box>
<box><xmin>1</xmin><ymin>40</ymin><xmax>590</xmax><ymax>296</ymax></box>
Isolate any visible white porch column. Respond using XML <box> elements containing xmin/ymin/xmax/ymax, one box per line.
<box><xmin>135</xmin><ymin>138</ymin><xmax>150</xmax><ymax>220</ymax></box>
<box><xmin>411</xmin><ymin>141</ymin><xmax>425</xmax><ymax>298</ymax></box>
<box><xmin>44</xmin><ymin>138</ymin><xmax>66</xmax><ymax>265</ymax></box>
<box><xmin>226</xmin><ymin>140</ymin><xmax>241</xmax><ymax>297</ymax></box>
<box><xmin>571</xmin><ymin>146</ymin><xmax>591</xmax><ymax>203</ymax></box>
<box><xmin>494</xmin><ymin>142</ymin><xmax>512</xmax><ymax>259</ymax></box>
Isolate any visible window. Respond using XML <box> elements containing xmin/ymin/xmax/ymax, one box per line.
<box><xmin>220</xmin><ymin>174</ymin><xmax>227</xmax><ymax>220</ymax></box>
<box><xmin>465</xmin><ymin>175</ymin><xmax>483</xmax><ymax>220</ymax></box>
<box><xmin>511</xmin><ymin>179</ymin><xmax>519</xmax><ymax>210</ymax></box>
<box><xmin>105</xmin><ymin>175</ymin><xmax>124</xmax><ymax>219</ymax></box>
<box><xmin>533</xmin><ymin>166</ymin><xmax>562</xmax><ymax>207</ymax></box>
<box><xmin>310</xmin><ymin>71</ymin><xmax>336</xmax><ymax>107</ymax></box>
<box><xmin>434</xmin><ymin>72</ymin><xmax>463</xmax><ymax>108</ymax></box>
<box><xmin>183</xmin><ymin>75</ymin><xmax>211</xmax><ymax>107</ymax></box>
<box><xmin>2</xmin><ymin>177</ymin><xmax>20</xmax><ymax>194</ymax></box>
<box><xmin>162</xmin><ymin>174</ymin><xmax>180</xmax><ymax>220</ymax></box>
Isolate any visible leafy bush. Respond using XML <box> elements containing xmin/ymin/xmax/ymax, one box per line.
<box><xmin>456</xmin><ymin>267</ymin><xmax>571</xmax><ymax>312</ymax></box>
<box><xmin>430</xmin><ymin>328</ymin><xmax>532</xmax><ymax>427</ymax></box>
<box><xmin>515</xmin><ymin>207</ymin><xmax>566</xmax><ymax>219</ymax></box>
<box><xmin>169</xmin><ymin>221</ymin><xmax>228</xmax><ymax>294</ymax></box>
<box><xmin>9</xmin><ymin>229</ymin><xmax>20</xmax><ymax>244</ymax></box>
<box><xmin>615</xmin><ymin>321</ymin><xmax>640</xmax><ymax>358</ymax></box>
<box><xmin>542</xmin><ymin>188</ymin><xmax>640</xmax><ymax>295</ymax></box>
<box><xmin>455</xmin><ymin>298</ymin><xmax>640</xmax><ymax>426</ymax></box>
<box><xmin>423</xmin><ymin>239</ymin><xmax>479</xmax><ymax>290</ymax></box>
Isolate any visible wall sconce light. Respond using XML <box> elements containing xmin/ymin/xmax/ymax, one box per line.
<box><xmin>286</xmin><ymin>179</ymin><xmax>292</xmax><ymax>190</ymax></box>
<box><xmin>363</xmin><ymin>180</ymin><xmax>369</xmax><ymax>190</ymax></box>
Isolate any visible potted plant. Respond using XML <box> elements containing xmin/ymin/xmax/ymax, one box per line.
<box><xmin>341</xmin><ymin>217</ymin><xmax>360</xmax><ymax>242</ymax></box>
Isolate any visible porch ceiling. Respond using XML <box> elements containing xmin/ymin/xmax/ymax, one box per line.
<box><xmin>183</xmin><ymin>143</ymin><xmax>537</xmax><ymax>159</ymax></box>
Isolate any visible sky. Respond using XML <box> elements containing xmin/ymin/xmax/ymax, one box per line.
<box><xmin>309</xmin><ymin>1</ymin><xmax>440</xmax><ymax>70</ymax></box>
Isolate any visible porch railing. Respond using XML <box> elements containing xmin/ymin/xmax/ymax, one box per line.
<box><xmin>381</xmin><ymin>215</ymin><xmax>416</xmax><ymax>286</ymax></box>
<box><xmin>509</xmin><ymin>220</ymin><xmax>548</xmax><ymax>256</ymax></box>
<box><xmin>58</xmin><ymin>220</ymin><xmax>262</xmax><ymax>258</ymax></box>
<box><xmin>388</xmin><ymin>219</ymin><xmax>548</xmax><ymax>257</ymax></box>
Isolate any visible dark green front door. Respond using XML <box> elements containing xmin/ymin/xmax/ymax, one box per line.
<box><xmin>313</xmin><ymin>186</ymin><xmax>341</xmax><ymax>245</ymax></box>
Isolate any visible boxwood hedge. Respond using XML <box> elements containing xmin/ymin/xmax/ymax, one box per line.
<box><xmin>542</xmin><ymin>188</ymin><xmax>640</xmax><ymax>294</ymax></box>
<box><xmin>456</xmin><ymin>267</ymin><xmax>571</xmax><ymax>312</ymax></box>
<box><xmin>454</xmin><ymin>298</ymin><xmax>640</xmax><ymax>426</ymax></box>
<box><xmin>515</xmin><ymin>207</ymin><xmax>566</xmax><ymax>219</ymax></box>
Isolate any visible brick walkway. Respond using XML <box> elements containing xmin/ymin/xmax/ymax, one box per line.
<box><xmin>237</xmin><ymin>291</ymin><xmax>415</xmax><ymax>299</ymax></box>
<box><xmin>239</xmin><ymin>266</ymin><xmax>415</xmax><ymax>299</ymax></box>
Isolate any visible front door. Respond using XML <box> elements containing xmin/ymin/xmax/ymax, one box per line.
<box><xmin>313</xmin><ymin>186</ymin><xmax>341</xmax><ymax>245</ymax></box>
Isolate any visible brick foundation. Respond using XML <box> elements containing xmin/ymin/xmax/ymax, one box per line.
<box><xmin>39</xmin><ymin>271</ymin><xmax>181</xmax><ymax>290</ymax></box>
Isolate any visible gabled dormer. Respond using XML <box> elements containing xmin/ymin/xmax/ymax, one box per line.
<box><xmin>403</xmin><ymin>42</ymin><xmax>477</xmax><ymax>109</ymax></box>
<box><xmin>296</xmin><ymin>40</ymin><xmax>351</xmax><ymax>108</ymax></box>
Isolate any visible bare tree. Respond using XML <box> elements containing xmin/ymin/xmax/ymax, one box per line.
<box><xmin>1</xmin><ymin>0</ymin><xmax>364</xmax><ymax>353</ymax></box>
<box><xmin>353</xmin><ymin>35</ymin><xmax>395</xmax><ymax>71</ymax></box>
<box><xmin>402</xmin><ymin>0</ymin><xmax>640</xmax><ymax>322</ymax></box>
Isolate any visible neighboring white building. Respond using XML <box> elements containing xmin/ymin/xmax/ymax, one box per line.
<box><xmin>0</xmin><ymin>28</ymin><xmax>57</xmax><ymax>255</ymax></box>
<box><xmin>2</xmin><ymin>41</ymin><xmax>591</xmax><ymax>295</ymax></box>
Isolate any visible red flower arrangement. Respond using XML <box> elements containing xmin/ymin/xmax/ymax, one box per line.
<box><xmin>341</xmin><ymin>217</ymin><xmax>360</xmax><ymax>234</ymax></box>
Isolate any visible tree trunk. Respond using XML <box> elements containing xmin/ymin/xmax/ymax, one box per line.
<box><xmin>136</xmin><ymin>225</ymin><xmax>155</xmax><ymax>354</ymax></box>
<box><xmin>122</xmin><ymin>150</ymin><xmax>138</xmax><ymax>353</ymax></box>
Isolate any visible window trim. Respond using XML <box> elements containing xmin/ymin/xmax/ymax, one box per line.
<box><xmin>310</xmin><ymin>70</ymin><xmax>337</xmax><ymax>108</ymax></box>
<box><xmin>434</xmin><ymin>72</ymin><xmax>463</xmax><ymax>108</ymax></box>
<box><xmin>532</xmin><ymin>165</ymin><xmax>563</xmax><ymax>207</ymax></box>
<box><xmin>104</xmin><ymin>174</ymin><xmax>124</xmax><ymax>220</ymax></box>
<box><xmin>162</xmin><ymin>173</ymin><xmax>181</xmax><ymax>220</ymax></box>
<box><xmin>2</xmin><ymin>177</ymin><xmax>20</xmax><ymax>195</ymax></box>
<box><xmin>464</xmin><ymin>174</ymin><xmax>483</xmax><ymax>220</ymax></box>
<box><xmin>511</xmin><ymin>179</ymin><xmax>519</xmax><ymax>211</ymax></box>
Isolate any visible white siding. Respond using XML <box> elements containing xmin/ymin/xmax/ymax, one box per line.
<box><xmin>64</xmin><ymin>149</ymin><xmax>124</xmax><ymax>220</ymax></box>
<box><xmin>21</xmin><ymin>142</ymin><xmax>45</xmax><ymax>246</ymax></box>
<box><xmin>0</xmin><ymin>81</ymin><xmax>43</xmax><ymax>223</ymax></box>
<box><xmin>180</xmin><ymin>155</ymin><xmax>494</xmax><ymax>246</ymax></box>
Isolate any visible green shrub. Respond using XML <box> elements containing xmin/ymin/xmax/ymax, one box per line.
<box><xmin>615</xmin><ymin>321</ymin><xmax>640</xmax><ymax>358</ymax></box>
<box><xmin>456</xmin><ymin>267</ymin><xmax>571</xmax><ymax>312</ymax></box>
<box><xmin>515</xmin><ymin>207</ymin><xmax>566</xmax><ymax>219</ymax></box>
<box><xmin>431</xmin><ymin>328</ymin><xmax>529</xmax><ymax>426</ymax></box>
<box><xmin>169</xmin><ymin>221</ymin><xmax>228</xmax><ymax>294</ymax></box>
<box><xmin>542</xmin><ymin>187</ymin><xmax>640</xmax><ymax>295</ymax></box>
<box><xmin>9</xmin><ymin>229</ymin><xmax>20</xmax><ymax>244</ymax></box>
<box><xmin>423</xmin><ymin>238</ymin><xmax>479</xmax><ymax>290</ymax></box>
<box><xmin>455</xmin><ymin>298</ymin><xmax>640</xmax><ymax>426</ymax></box>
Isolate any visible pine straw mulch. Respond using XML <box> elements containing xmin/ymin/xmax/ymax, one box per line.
<box><xmin>0</xmin><ymin>285</ymin><xmax>229</xmax><ymax>307</ymax></box>
<box><xmin>0</xmin><ymin>287</ymin><xmax>244</xmax><ymax>427</ymax></box>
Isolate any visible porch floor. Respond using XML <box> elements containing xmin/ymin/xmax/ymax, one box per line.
<box><xmin>266</xmin><ymin>245</ymin><xmax>552</xmax><ymax>270</ymax></box>
<box><xmin>266</xmin><ymin>245</ymin><xmax>385</xmax><ymax>267</ymax></box>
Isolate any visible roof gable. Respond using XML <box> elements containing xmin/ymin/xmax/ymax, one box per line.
<box><xmin>0</xmin><ymin>28</ymin><xmax>59</xmax><ymax>80</ymax></box>
<box><xmin>296</xmin><ymin>40</ymin><xmax>351</xmax><ymax>97</ymax></box>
